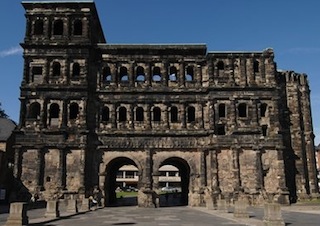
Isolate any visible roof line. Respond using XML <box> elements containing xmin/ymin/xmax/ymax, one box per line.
<box><xmin>22</xmin><ymin>0</ymin><xmax>94</xmax><ymax>3</ymax></box>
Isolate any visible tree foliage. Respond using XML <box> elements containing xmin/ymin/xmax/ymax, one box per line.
<box><xmin>0</xmin><ymin>102</ymin><xmax>8</xmax><ymax>118</ymax></box>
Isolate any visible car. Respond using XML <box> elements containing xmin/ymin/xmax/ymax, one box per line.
<box><xmin>161</xmin><ymin>186</ymin><xmax>178</xmax><ymax>193</ymax></box>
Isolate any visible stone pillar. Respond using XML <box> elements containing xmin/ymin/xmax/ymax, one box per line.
<box><xmin>217</xmin><ymin>199</ymin><xmax>228</xmax><ymax>212</ymax></box>
<box><xmin>4</xmin><ymin>202</ymin><xmax>28</xmax><ymax>226</ymax></box>
<box><xmin>138</xmin><ymin>149</ymin><xmax>154</xmax><ymax>207</ymax></box>
<box><xmin>233</xmin><ymin>200</ymin><xmax>249</xmax><ymax>218</ymax></box>
<box><xmin>263</xmin><ymin>203</ymin><xmax>285</xmax><ymax>226</ymax></box>
<box><xmin>45</xmin><ymin>200</ymin><xmax>60</xmax><ymax>218</ymax></box>
<box><xmin>80</xmin><ymin>198</ymin><xmax>90</xmax><ymax>212</ymax></box>
<box><xmin>66</xmin><ymin>199</ymin><xmax>78</xmax><ymax>213</ymax></box>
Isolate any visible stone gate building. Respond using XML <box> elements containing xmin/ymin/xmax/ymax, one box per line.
<box><xmin>12</xmin><ymin>0</ymin><xmax>319</xmax><ymax>207</ymax></box>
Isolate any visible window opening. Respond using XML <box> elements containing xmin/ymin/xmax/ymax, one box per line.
<box><xmin>52</xmin><ymin>62</ymin><xmax>61</xmax><ymax>77</ymax></box>
<box><xmin>169</xmin><ymin>66</ymin><xmax>177</xmax><ymax>81</ymax></box>
<box><xmin>69</xmin><ymin>103</ymin><xmax>79</xmax><ymax>120</ymax></box>
<box><xmin>102</xmin><ymin>67</ymin><xmax>112</xmax><ymax>82</ymax></box>
<box><xmin>254</xmin><ymin>60</ymin><xmax>259</xmax><ymax>73</ymax></box>
<box><xmin>28</xmin><ymin>102</ymin><xmax>41</xmax><ymax>119</ymax></box>
<box><xmin>217</xmin><ymin>61</ymin><xmax>224</xmax><ymax>70</ymax></box>
<box><xmin>260</xmin><ymin>103</ymin><xmax>267</xmax><ymax>117</ymax></box>
<box><xmin>170</xmin><ymin>106</ymin><xmax>178</xmax><ymax>122</ymax></box>
<box><xmin>217</xmin><ymin>124</ymin><xmax>226</xmax><ymax>135</ymax></box>
<box><xmin>185</xmin><ymin>66</ymin><xmax>194</xmax><ymax>81</ymax></box>
<box><xmin>120</xmin><ymin>67</ymin><xmax>129</xmax><ymax>82</ymax></box>
<box><xmin>101</xmin><ymin>107</ymin><xmax>110</xmax><ymax>122</ymax></box>
<box><xmin>32</xmin><ymin>66</ymin><xmax>43</xmax><ymax>82</ymax></box>
<box><xmin>136</xmin><ymin>107</ymin><xmax>144</xmax><ymax>121</ymax></box>
<box><xmin>262</xmin><ymin>125</ymin><xmax>268</xmax><ymax>136</ymax></box>
<box><xmin>187</xmin><ymin>106</ymin><xmax>195</xmax><ymax>122</ymax></box>
<box><xmin>136</xmin><ymin>66</ymin><xmax>145</xmax><ymax>82</ymax></box>
<box><xmin>238</xmin><ymin>103</ymin><xmax>247</xmax><ymax>117</ymax></box>
<box><xmin>72</xmin><ymin>63</ymin><xmax>80</xmax><ymax>77</ymax></box>
<box><xmin>153</xmin><ymin>107</ymin><xmax>161</xmax><ymax>121</ymax></box>
<box><xmin>218</xmin><ymin>104</ymin><xmax>226</xmax><ymax>118</ymax></box>
<box><xmin>73</xmin><ymin>19</ymin><xmax>82</xmax><ymax>35</ymax></box>
<box><xmin>53</xmin><ymin>19</ymin><xmax>63</xmax><ymax>35</ymax></box>
<box><xmin>152</xmin><ymin>67</ymin><xmax>161</xmax><ymax>81</ymax></box>
<box><xmin>34</xmin><ymin>19</ymin><xmax>44</xmax><ymax>35</ymax></box>
<box><xmin>118</xmin><ymin>107</ymin><xmax>127</xmax><ymax>122</ymax></box>
<box><xmin>49</xmin><ymin>103</ymin><xmax>60</xmax><ymax>125</ymax></box>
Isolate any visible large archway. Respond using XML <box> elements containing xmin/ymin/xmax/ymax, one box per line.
<box><xmin>158</xmin><ymin>157</ymin><xmax>190</xmax><ymax>207</ymax></box>
<box><xmin>104</xmin><ymin>157</ymin><xmax>140</xmax><ymax>206</ymax></box>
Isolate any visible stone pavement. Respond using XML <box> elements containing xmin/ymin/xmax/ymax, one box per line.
<box><xmin>0</xmin><ymin>203</ymin><xmax>319</xmax><ymax>226</ymax></box>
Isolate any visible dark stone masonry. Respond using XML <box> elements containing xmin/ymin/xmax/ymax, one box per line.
<box><xmin>11</xmin><ymin>0</ymin><xmax>319</xmax><ymax>207</ymax></box>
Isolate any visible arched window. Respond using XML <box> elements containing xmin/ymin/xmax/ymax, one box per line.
<box><xmin>260</xmin><ymin>103</ymin><xmax>267</xmax><ymax>117</ymax></box>
<box><xmin>170</xmin><ymin>106</ymin><xmax>178</xmax><ymax>123</ymax></box>
<box><xmin>49</xmin><ymin>103</ymin><xmax>59</xmax><ymax>119</ymax></box>
<box><xmin>136</xmin><ymin>66</ymin><xmax>145</xmax><ymax>82</ymax></box>
<box><xmin>217</xmin><ymin>61</ymin><xmax>224</xmax><ymax>70</ymax></box>
<box><xmin>28</xmin><ymin>102</ymin><xmax>41</xmax><ymax>119</ymax></box>
<box><xmin>34</xmin><ymin>19</ymin><xmax>44</xmax><ymax>35</ymax></box>
<box><xmin>153</xmin><ymin>107</ymin><xmax>161</xmax><ymax>121</ymax></box>
<box><xmin>262</xmin><ymin>125</ymin><xmax>268</xmax><ymax>136</ymax></box>
<box><xmin>73</xmin><ymin>19</ymin><xmax>82</xmax><ymax>36</ymax></box>
<box><xmin>169</xmin><ymin>66</ymin><xmax>177</xmax><ymax>81</ymax></box>
<box><xmin>52</xmin><ymin>62</ymin><xmax>61</xmax><ymax>77</ymax></box>
<box><xmin>185</xmin><ymin>66</ymin><xmax>194</xmax><ymax>81</ymax></box>
<box><xmin>101</xmin><ymin>107</ymin><xmax>109</xmax><ymax>122</ymax></box>
<box><xmin>187</xmin><ymin>106</ymin><xmax>195</xmax><ymax>122</ymax></box>
<box><xmin>238</xmin><ymin>103</ymin><xmax>247</xmax><ymax>117</ymax></box>
<box><xmin>69</xmin><ymin>103</ymin><xmax>79</xmax><ymax>120</ymax></box>
<box><xmin>254</xmin><ymin>60</ymin><xmax>259</xmax><ymax>73</ymax></box>
<box><xmin>53</xmin><ymin>19</ymin><xmax>63</xmax><ymax>35</ymax></box>
<box><xmin>102</xmin><ymin>67</ymin><xmax>112</xmax><ymax>82</ymax></box>
<box><xmin>152</xmin><ymin>67</ymin><xmax>161</xmax><ymax>81</ymax></box>
<box><xmin>119</xmin><ymin>66</ymin><xmax>129</xmax><ymax>82</ymax></box>
<box><xmin>218</xmin><ymin>103</ymin><xmax>226</xmax><ymax>118</ymax></box>
<box><xmin>136</xmin><ymin>107</ymin><xmax>144</xmax><ymax>121</ymax></box>
<box><xmin>72</xmin><ymin>63</ymin><xmax>80</xmax><ymax>77</ymax></box>
<box><xmin>118</xmin><ymin>106</ymin><xmax>127</xmax><ymax>122</ymax></box>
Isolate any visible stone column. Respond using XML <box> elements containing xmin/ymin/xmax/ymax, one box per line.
<box><xmin>4</xmin><ymin>202</ymin><xmax>28</xmax><ymax>226</ymax></box>
<box><xmin>179</xmin><ymin>61</ymin><xmax>185</xmax><ymax>87</ymax></box>
<box><xmin>138</xmin><ymin>149</ymin><xmax>154</xmax><ymax>207</ymax></box>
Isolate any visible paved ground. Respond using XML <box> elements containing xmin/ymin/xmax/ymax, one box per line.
<box><xmin>0</xmin><ymin>203</ymin><xmax>319</xmax><ymax>226</ymax></box>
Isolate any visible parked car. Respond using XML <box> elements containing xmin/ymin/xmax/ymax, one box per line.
<box><xmin>161</xmin><ymin>186</ymin><xmax>179</xmax><ymax>193</ymax></box>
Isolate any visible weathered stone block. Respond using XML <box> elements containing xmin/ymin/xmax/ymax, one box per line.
<box><xmin>4</xmin><ymin>202</ymin><xmax>28</xmax><ymax>226</ymax></box>
<box><xmin>80</xmin><ymin>198</ymin><xmax>90</xmax><ymax>212</ymax></box>
<box><xmin>66</xmin><ymin>199</ymin><xmax>78</xmax><ymax>213</ymax></box>
<box><xmin>45</xmin><ymin>200</ymin><xmax>60</xmax><ymax>218</ymax></box>
<box><xmin>233</xmin><ymin>200</ymin><xmax>249</xmax><ymax>218</ymax></box>
<box><xmin>217</xmin><ymin>199</ymin><xmax>228</xmax><ymax>212</ymax></box>
<box><xmin>263</xmin><ymin>203</ymin><xmax>285</xmax><ymax>226</ymax></box>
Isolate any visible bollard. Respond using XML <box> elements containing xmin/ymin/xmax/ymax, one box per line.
<box><xmin>233</xmin><ymin>200</ymin><xmax>249</xmax><ymax>218</ymax></box>
<box><xmin>66</xmin><ymin>199</ymin><xmax>78</xmax><ymax>213</ymax></box>
<box><xmin>263</xmin><ymin>203</ymin><xmax>285</xmax><ymax>226</ymax></box>
<box><xmin>217</xmin><ymin>199</ymin><xmax>228</xmax><ymax>212</ymax></box>
<box><xmin>4</xmin><ymin>202</ymin><xmax>29</xmax><ymax>226</ymax></box>
<box><xmin>45</xmin><ymin>200</ymin><xmax>60</xmax><ymax>218</ymax></box>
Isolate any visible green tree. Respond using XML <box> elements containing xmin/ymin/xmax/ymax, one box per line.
<box><xmin>0</xmin><ymin>102</ymin><xmax>8</xmax><ymax>118</ymax></box>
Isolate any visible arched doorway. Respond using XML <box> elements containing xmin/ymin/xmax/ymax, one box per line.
<box><xmin>159</xmin><ymin>157</ymin><xmax>190</xmax><ymax>207</ymax></box>
<box><xmin>104</xmin><ymin>157</ymin><xmax>140</xmax><ymax>206</ymax></box>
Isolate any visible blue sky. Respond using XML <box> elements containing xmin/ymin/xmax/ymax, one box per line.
<box><xmin>0</xmin><ymin>0</ymin><xmax>319</xmax><ymax>144</ymax></box>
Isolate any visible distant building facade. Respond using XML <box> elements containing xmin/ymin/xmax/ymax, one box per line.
<box><xmin>12</xmin><ymin>1</ymin><xmax>319</xmax><ymax>207</ymax></box>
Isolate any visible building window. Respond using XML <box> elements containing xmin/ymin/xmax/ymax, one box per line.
<box><xmin>254</xmin><ymin>60</ymin><xmax>259</xmax><ymax>73</ymax></box>
<box><xmin>218</xmin><ymin>103</ymin><xmax>226</xmax><ymax>118</ymax></box>
<box><xmin>217</xmin><ymin>124</ymin><xmax>226</xmax><ymax>135</ymax></box>
<box><xmin>101</xmin><ymin>107</ymin><xmax>110</xmax><ymax>122</ymax></box>
<box><xmin>260</xmin><ymin>103</ymin><xmax>267</xmax><ymax>117</ymax></box>
<box><xmin>262</xmin><ymin>125</ymin><xmax>268</xmax><ymax>136</ymax></box>
<box><xmin>169</xmin><ymin>66</ymin><xmax>177</xmax><ymax>81</ymax></box>
<box><xmin>153</xmin><ymin>107</ymin><xmax>161</xmax><ymax>121</ymax></box>
<box><xmin>34</xmin><ymin>19</ymin><xmax>44</xmax><ymax>35</ymax></box>
<box><xmin>102</xmin><ymin>67</ymin><xmax>112</xmax><ymax>82</ymax></box>
<box><xmin>187</xmin><ymin>106</ymin><xmax>195</xmax><ymax>122</ymax></box>
<box><xmin>170</xmin><ymin>106</ymin><xmax>178</xmax><ymax>122</ymax></box>
<box><xmin>28</xmin><ymin>102</ymin><xmax>41</xmax><ymax>119</ymax></box>
<box><xmin>49</xmin><ymin>103</ymin><xmax>60</xmax><ymax>125</ymax></box>
<box><xmin>53</xmin><ymin>19</ymin><xmax>63</xmax><ymax>35</ymax></box>
<box><xmin>217</xmin><ymin>61</ymin><xmax>224</xmax><ymax>70</ymax></box>
<box><xmin>52</xmin><ymin>62</ymin><xmax>61</xmax><ymax>77</ymax></box>
<box><xmin>136</xmin><ymin>66</ymin><xmax>145</xmax><ymax>82</ymax></box>
<box><xmin>238</xmin><ymin>103</ymin><xmax>247</xmax><ymax>118</ymax></box>
<box><xmin>136</xmin><ymin>107</ymin><xmax>144</xmax><ymax>121</ymax></box>
<box><xmin>119</xmin><ymin>66</ymin><xmax>129</xmax><ymax>82</ymax></box>
<box><xmin>31</xmin><ymin>66</ymin><xmax>43</xmax><ymax>82</ymax></box>
<box><xmin>185</xmin><ymin>66</ymin><xmax>194</xmax><ymax>81</ymax></box>
<box><xmin>72</xmin><ymin>63</ymin><xmax>80</xmax><ymax>77</ymax></box>
<box><xmin>73</xmin><ymin>19</ymin><xmax>82</xmax><ymax>36</ymax></box>
<box><xmin>69</xmin><ymin>103</ymin><xmax>79</xmax><ymax>120</ymax></box>
<box><xmin>152</xmin><ymin>67</ymin><xmax>161</xmax><ymax>82</ymax></box>
<box><xmin>118</xmin><ymin>106</ymin><xmax>127</xmax><ymax>122</ymax></box>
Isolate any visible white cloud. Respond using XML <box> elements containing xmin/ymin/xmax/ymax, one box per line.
<box><xmin>0</xmin><ymin>46</ymin><xmax>23</xmax><ymax>58</ymax></box>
